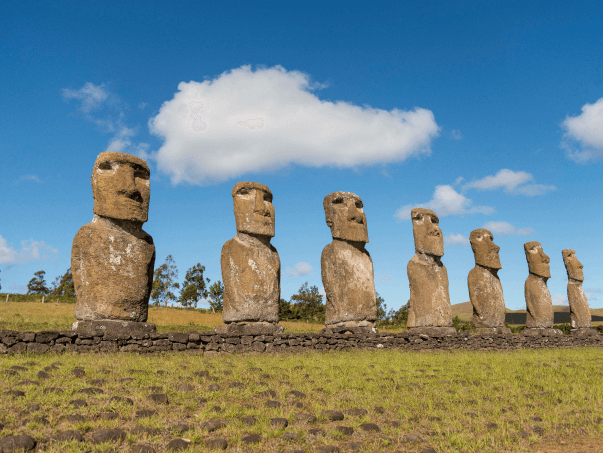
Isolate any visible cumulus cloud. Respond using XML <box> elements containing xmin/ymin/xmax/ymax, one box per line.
<box><xmin>149</xmin><ymin>65</ymin><xmax>440</xmax><ymax>185</ymax></box>
<box><xmin>445</xmin><ymin>233</ymin><xmax>470</xmax><ymax>246</ymax></box>
<box><xmin>375</xmin><ymin>273</ymin><xmax>393</xmax><ymax>283</ymax></box>
<box><xmin>462</xmin><ymin>169</ymin><xmax>556</xmax><ymax>196</ymax></box>
<box><xmin>585</xmin><ymin>288</ymin><xmax>602</xmax><ymax>294</ymax></box>
<box><xmin>482</xmin><ymin>221</ymin><xmax>534</xmax><ymax>237</ymax></box>
<box><xmin>0</xmin><ymin>236</ymin><xmax>58</xmax><ymax>265</ymax></box>
<box><xmin>551</xmin><ymin>294</ymin><xmax>569</xmax><ymax>306</ymax></box>
<box><xmin>450</xmin><ymin>129</ymin><xmax>463</xmax><ymax>140</ymax></box>
<box><xmin>286</xmin><ymin>262</ymin><xmax>313</xmax><ymax>278</ymax></box>
<box><xmin>62</xmin><ymin>82</ymin><xmax>109</xmax><ymax>113</ymax></box>
<box><xmin>395</xmin><ymin>185</ymin><xmax>494</xmax><ymax>221</ymax></box>
<box><xmin>562</xmin><ymin>97</ymin><xmax>603</xmax><ymax>162</ymax></box>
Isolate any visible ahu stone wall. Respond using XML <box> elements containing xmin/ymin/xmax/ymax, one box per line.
<box><xmin>1</xmin><ymin>328</ymin><xmax>603</xmax><ymax>355</ymax></box>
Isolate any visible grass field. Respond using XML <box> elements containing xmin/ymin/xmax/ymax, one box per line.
<box><xmin>1</xmin><ymin>348</ymin><xmax>603</xmax><ymax>452</ymax></box>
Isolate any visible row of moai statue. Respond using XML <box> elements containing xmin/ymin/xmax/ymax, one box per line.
<box><xmin>69</xmin><ymin>152</ymin><xmax>595</xmax><ymax>336</ymax></box>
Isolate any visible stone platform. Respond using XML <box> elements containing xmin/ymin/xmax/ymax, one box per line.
<box><xmin>521</xmin><ymin>327</ymin><xmax>564</xmax><ymax>336</ymax></box>
<box><xmin>72</xmin><ymin>320</ymin><xmax>156</xmax><ymax>335</ymax></box>
<box><xmin>213</xmin><ymin>322</ymin><xmax>284</xmax><ymax>335</ymax></box>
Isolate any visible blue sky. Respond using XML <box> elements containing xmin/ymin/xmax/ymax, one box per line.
<box><xmin>2</xmin><ymin>0</ymin><xmax>603</xmax><ymax>312</ymax></box>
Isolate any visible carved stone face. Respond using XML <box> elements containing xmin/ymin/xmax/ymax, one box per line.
<box><xmin>470</xmin><ymin>228</ymin><xmax>501</xmax><ymax>269</ymax></box>
<box><xmin>524</xmin><ymin>241</ymin><xmax>551</xmax><ymax>278</ymax></box>
<box><xmin>411</xmin><ymin>208</ymin><xmax>444</xmax><ymax>257</ymax></box>
<box><xmin>323</xmin><ymin>192</ymin><xmax>368</xmax><ymax>243</ymax></box>
<box><xmin>92</xmin><ymin>152</ymin><xmax>150</xmax><ymax>223</ymax></box>
<box><xmin>232</xmin><ymin>181</ymin><xmax>275</xmax><ymax>237</ymax></box>
<box><xmin>562</xmin><ymin>249</ymin><xmax>584</xmax><ymax>282</ymax></box>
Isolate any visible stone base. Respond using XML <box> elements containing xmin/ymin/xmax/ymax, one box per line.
<box><xmin>571</xmin><ymin>328</ymin><xmax>599</xmax><ymax>337</ymax></box>
<box><xmin>406</xmin><ymin>327</ymin><xmax>457</xmax><ymax>337</ymax></box>
<box><xmin>320</xmin><ymin>326</ymin><xmax>378</xmax><ymax>335</ymax></box>
<box><xmin>521</xmin><ymin>328</ymin><xmax>564</xmax><ymax>336</ymax></box>
<box><xmin>470</xmin><ymin>327</ymin><xmax>512</xmax><ymax>335</ymax></box>
<box><xmin>213</xmin><ymin>322</ymin><xmax>284</xmax><ymax>335</ymax></box>
<box><xmin>72</xmin><ymin>320</ymin><xmax>156</xmax><ymax>334</ymax></box>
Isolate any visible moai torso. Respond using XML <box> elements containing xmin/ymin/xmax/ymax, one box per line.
<box><xmin>467</xmin><ymin>228</ymin><xmax>506</xmax><ymax>328</ymax></box>
<box><xmin>221</xmin><ymin>234</ymin><xmax>280</xmax><ymax>323</ymax></box>
<box><xmin>407</xmin><ymin>255</ymin><xmax>451</xmax><ymax>327</ymax></box>
<box><xmin>563</xmin><ymin>249</ymin><xmax>590</xmax><ymax>329</ymax></box>
<box><xmin>321</xmin><ymin>240</ymin><xmax>377</xmax><ymax>325</ymax></box>
<box><xmin>321</xmin><ymin>192</ymin><xmax>377</xmax><ymax>327</ymax></box>
<box><xmin>72</xmin><ymin>217</ymin><xmax>155</xmax><ymax>321</ymax></box>
<box><xmin>468</xmin><ymin>266</ymin><xmax>505</xmax><ymax>328</ymax></box>
<box><xmin>221</xmin><ymin>181</ymin><xmax>280</xmax><ymax>324</ymax></box>
<box><xmin>407</xmin><ymin>208</ymin><xmax>452</xmax><ymax>328</ymax></box>
<box><xmin>524</xmin><ymin>241</ymin><xmax>553</xmax><ymax>328</ymax></box>
<box><xmin>72</xmin><ymin>152</ymin><xmax>155</xmax><ymax>322</ymax></box>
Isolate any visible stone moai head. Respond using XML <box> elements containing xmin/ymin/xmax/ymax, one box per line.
<box><xmin>562</xmin><ymin>249</ymin><xmax>584</xmax><ymax>282</ymax></box>
<box><xmin>232</xmin><ymin>181</ymin><xmax>275</xmax><ymax>237</ymax></box>
<box><xmin>92</xmin><ymin>152</ymin><xmax>151</xmax><ymax>223</ymax></box>
<box><xmin>524</xmin><ymin>241</ymin><xmax>551</xmax><ymax>278</ymax></box>
<box><xmin>411</xmin><ymin>208</ymin><xmax>444</xmax><ymax>257</ymax></box>
<box><xmin>470</xmin><ymin>228</ymin><xmax>501</xmax><ymax>269</ymax></box>
<box><xmin>323</xmin><ymin>191</ymin><xmax>368</xmax><ymax>243</ymax></box>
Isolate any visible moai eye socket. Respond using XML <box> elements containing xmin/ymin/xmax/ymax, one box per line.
<box><xmin>264</xmin><ymin>193</ymin><xmax>273</xmax><ymax>203</ymax></box>
<box><xmin>355</xmin><ymin>201</ymin><xmax>363</xmax><ymax>209</ymax></box>
<box><xmin>332</xmin><ymin>198</ymin><xmax>344</xmax><ymax>204</ymax></box>
<box><xmin>98</xmin><ymin>161</ymin><xmax>112</xmax><ymax>171</ymax></box>
<box><xmin>134</xmin><ymin>165</ymin><xmax>150</xmax><ymax>180</ymax></box>
<box><xmin>238</xmin><ymin>188</ymin><xmax>249</xmax><ymax>196</ymax></box>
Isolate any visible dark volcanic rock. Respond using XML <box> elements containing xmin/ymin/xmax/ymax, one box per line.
<box><xmin>91</xmin><ymin>429</ymin><xmax>126</xmax><ymax>443</ymax></box>
<box><xmin>241</xmin><ymin>434</ymin><xmax>261</xmax><ymax>444</ymax></box>
<box><xmin>166</xmin><ymin>439</ymin><xmax>190</xmax><ymax>451</ymax></box>
<box><xmin>169</xmin><ymin>424</ymin><xmax>189</xmax><ymax>433</ymax></box>
<box><xmin>25</xmin><ymin>403</ymin><xmax>40</xmax><ymax>412</ymax></box>
<box><xmin>347</xmin><ymin>408</ymin><xmax>368</xmax><ymax>416</ymax></box>
<box><xmin>240</xmin><ymin>416</ymin><xmax>257</xmax><ymax>426</ymax></box>
<box><xmin>342</xmin><ymin>442</ymin><xmax>362</xmax><ymax>451</ymax></box>
<box><xmin>265</xmin><ymin>400</ymin><xmax>281</xmax><ymax>408</ymax></box>
<box><xmin>321</xmin><ymin>410</ymin><xmax>344</xmax><ymax>421</ymax></box>
<box><xmin>270</xmin><ymin>417</ymin><xmax>288</xmax><ymax>428</ymax></box>
<box><xmin>336</xmin><ymin>426</ymin><xmax>354</xmax><ymax>435</ymax></box>
<box><xmin>36</xmin><ymin>371</ymin><xmax>51</xmax><ymax>379</ymax></box>
<box><xmin>297</xmin><ymin>413</ymin><xmax>317</xmax><ymax>424</ymax></box>
<box><xmin>99</xmin><ymin>412</ymin><xmax>119</xmax><ymax>421</ymax></box>
<box><xmin>148</xmin><ymin>393</ymin><xmax>169</xmax><ymax>404</ymax></box>
<box><xmin>359</xmin><ymin>423</ymin><xmax>380</xmax><ymax>432</ymax></box>
<box><xmin>259</xmin><ymin>389</ymin><xmax>277</xmax><ymax>398</ymax></box>
<box><xmin>71</xmin><ymin>368</ymin><xmax>85</xmax><ymax>377</ymax></box>
<box><xmin>316</xmin><ymin>446</ymin><xmax>339</xmax><ymax>453</ymax></box>
<box><xmin>79</xmin><ymin>387</ymin><xmax>103</xmax><ymax>395</ymax></box>
<box><xmin>288</xmin><ymin>390</ymin><xmax>306</xmax><ymax>398</ymax></box>
<box><xmin>131</xmin><ymin>445</ymin><xmax>155</xmax><ymax>453</ymax></box>
<box><xmin>70</xmin><ymin>399</ymin><xmax>88</xmax><ymax>408</ymax></box>
<box><xmin>0</xmin><ymin>434</ymin><xmax>37</xmax><ymax>452</ymax></box>
<box><xmin>66</xmin><ymin>414</ymin><xmax>86</xmax><ymax>423</ymax></box>
<box><xmin>44</xmin><ymin>387</ymin><xmax>64</xmax><ymax>394</ymax></box>
<box><xmin>54</xmin><ymin>430</ymin><xmax>85</xmax><ymax>442</ymax></box>
<box><xmin>205</xmin><ymin>438</ymin><xmax>228</xmax><ymax>450</ymax></box>
<box><xmin>110</xmin><ymin>396</ymin><xmax>134</xmax><ymax>405</ymax></box>
<box><xmin>201</xmin><ymin>419</ymin><xmax>227</xmax><ymax>432</ymax></box>
<box><xmin>6</xmin><ymin>390</ymin><xmax>25</xmax><ymax>398</ymax></box>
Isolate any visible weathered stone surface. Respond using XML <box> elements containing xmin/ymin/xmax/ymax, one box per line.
<box><xmin>407</xmin><ymin>209</ymin><xmax>451</xmax><ymax>328</ymax></box>
<box><xmin>468</xmin><ymin>229</ymin><xmax>506</xmax><ymax>328</ymax></box>
<box><xmin>72</xmin><ymin>152</ymin><xmax>155</xmax><ymax>322</ymax></box>
<box><xmin>524</xmin><ymin>242</ymin><xmax>553</xmax><ymax>329</ymax></box>
<box><xmin>321</xmin><ymin>192</ymin><xmax>377</xmax><ymax>328</ymax></box>
<box><xmin>0</xmin><ymin>434</ymin><xmax>36</xmax><ymax>452</ymax></box>
<box><xmin>562</xmin><ymin>249</ymin><xmax>591</xmax><ymax>329</ymax></box>
<box><xmin>521</xmin><ymin>328</ymin><xmax>563</xmax><ymax>336</ymax></box>
<box><xmin>72</xmin><ymin>320</ymin><xmax>156</xmax><ymax>333</ymax></box>
<box><xmin>213</xmin><ymin>323</ymin><xmax>283</xmax><ymax>335</ymax></box>
<box><xmin>221</xmin><ymin>182</ymin><xmax>280</xmax><ymax>324</ymax></box>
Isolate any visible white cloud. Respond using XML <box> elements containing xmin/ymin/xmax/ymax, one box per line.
<box><xmin>18</xmin><ymin>175</ymin><xmax>41</xmax><ymax>184</ymax></box>
<box><xmin>462</xmin><ymin>169</ymin><xmax>556</xmax><ymax>196</ymax></box>
<box><xmin>482</xmin><ymin>221</ymin><xmax>534</xmax><ymax>237</ymax></box>
<box><xmin>445</xmin><ymin>233</ymin><xmax>470</xmax><ymax>246</ymax></box>
<box><xmin>395</xmin><ymin>185</ymin><xmax>494</xmax><ymax>221</ymax></box>
<box><xmin>286</xmin><ymin>262</ymin><xmax>314</xmax><ymax>278</ymax></box>
<box><xmin>451</xmin><ymin>129</ymin><xmax>463</xmax><ymax>140</ymax></box>
<box><xmin>585</xmin><ymin>293</ymin><xmax>597</xmax><ymax>302</ymax></box>
<box><xmin>62</xmin><ymin>82</ymin><xmax>109</xmax><ymax>113</ymax></box>
<box><xmin>0</xmin><ymin>236</ymin><xmax>58</xmax><ymax>265</ymax></box>
<box><xmin>375</xmin><ymin>273</ymin><xmax>393</xmax><ymax>283</ymax></box>
<box><xmin>149</xmin><ymin>65</ymin><xmax>440</xmax><ymax>185</ymax></box>
<box><xmin>585</xmin><ymin>288</ymin><xmax>602</xmax><ymax>294</ymax></box>
<box><xmin>551</xmin><ymin>294</ymin><xmax>569</xmax><ymax>306</ymax></box>
<box><xmin>562</xmin><ymin>97</ymin><xmax>603</xmax><ymax>162</ymax></box>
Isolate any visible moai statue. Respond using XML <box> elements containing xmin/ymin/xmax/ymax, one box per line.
<box><xmin>562</xmin><ymin>249</ymin><xmax>595</xmax><ymax>335</ymax></box>
<box><xmin>218</xmin><ymin>181</ymin><xmax>282</xmax><ymax>334</ymax></box>
<box><xmin>321</xmin><ymin>192</ymin><xmax>377</xmax><ymax>332</ymax></box>
<box><xmin>407</xmin><ymin>208</ymin><xmax>455</xmax><ymax>335</ymax></box>
<box><xmin>467</xmin><ymin>229</ymin><xmax>510</xmax><ymax>333</ymax></box>
<box><xmin>523</xmin><ymin>241</ymin><xmax>561</xmax><ymax>335</ymax></box>
<box><xmin>71</xmin><ymin>152</ymin><xmax>156</xmax><ymax>333</ymax></box>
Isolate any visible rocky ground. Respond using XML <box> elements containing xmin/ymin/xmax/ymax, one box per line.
<box><xmin>1</xmin><ymin>348</ymin><xmax>602</xmax><ymax>452</ymax></box>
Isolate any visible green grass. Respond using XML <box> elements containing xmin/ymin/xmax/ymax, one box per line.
<box><xmin>1</xmin><ymin>348</ymin><xmax>602</xmax><ymax>452</ymax></box>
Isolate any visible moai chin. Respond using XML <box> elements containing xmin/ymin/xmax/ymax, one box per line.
<box><xmin>562</xmin><ymin>249</ymin><xmax>592</xmax><ymax>331</ymax></box>
<box><xmin>71</xmin><ymin>152</ymin><xmax>156</xmax><ymax>331</ymax></box>
<box><xmin>321</xmin><ymin>192</ymin><xmax>377</xmax><ymax>331</ymax></box>
<box><xmin>523</xmin><ymin>241</ymin><xmax>556</xmax><ymax>331</ymax></box>
<box><xmin>219</xmin><ymin>181</ymin><xmax>282</xmax><ymax>334</ymax></box>
<box><xmin>468</xmin><ymin>229</ymin><xmax>508</xmax><ymax>332</ymax></box>
<box><xmin>406</xmin><ymin>208</ymin><xmax>454</xmax><ymax>333</ymax></box>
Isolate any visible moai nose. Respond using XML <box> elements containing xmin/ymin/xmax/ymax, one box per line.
<box><xmin>116</xmin><ymin>165</ymin><xmax>137</xmax><ymax>193</ymax></box>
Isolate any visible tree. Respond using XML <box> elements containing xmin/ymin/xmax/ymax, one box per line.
<box><xmin>207</xmin><ymin>281</ymin><xmax>224</xmax><ymax>313</ymax></box>
<box><xmin>151</xmin><ymin>255</ymin><xmax>180</xmax><ymax>307</ymax></box>
<box><xmin>50</xmin><ymin>268</ymin><xmax>75</xmax><ymax>297</ymax></box>
<box><xmin>388</xmin><ymin>302</ymin><xmax>409</xmax><ymax>326</ymax></box>
<box><xmin>375</xmin><ymin>292</ymin><xmax>388</xmax><ymax>323</ymax></box>
<box><xmin>27</xmin><ymin>270</ymin><xmax>49</xmax><ymax>295</ymax></box>
<box><xmin>178</xmin><ymin>263</ymin><xmax>210</xmax><ymax>309</ymax></box>
<box><xmin>290</xmin><ymin>282</ymin><xmax>325</xmax><ymax>323</ymax></box>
